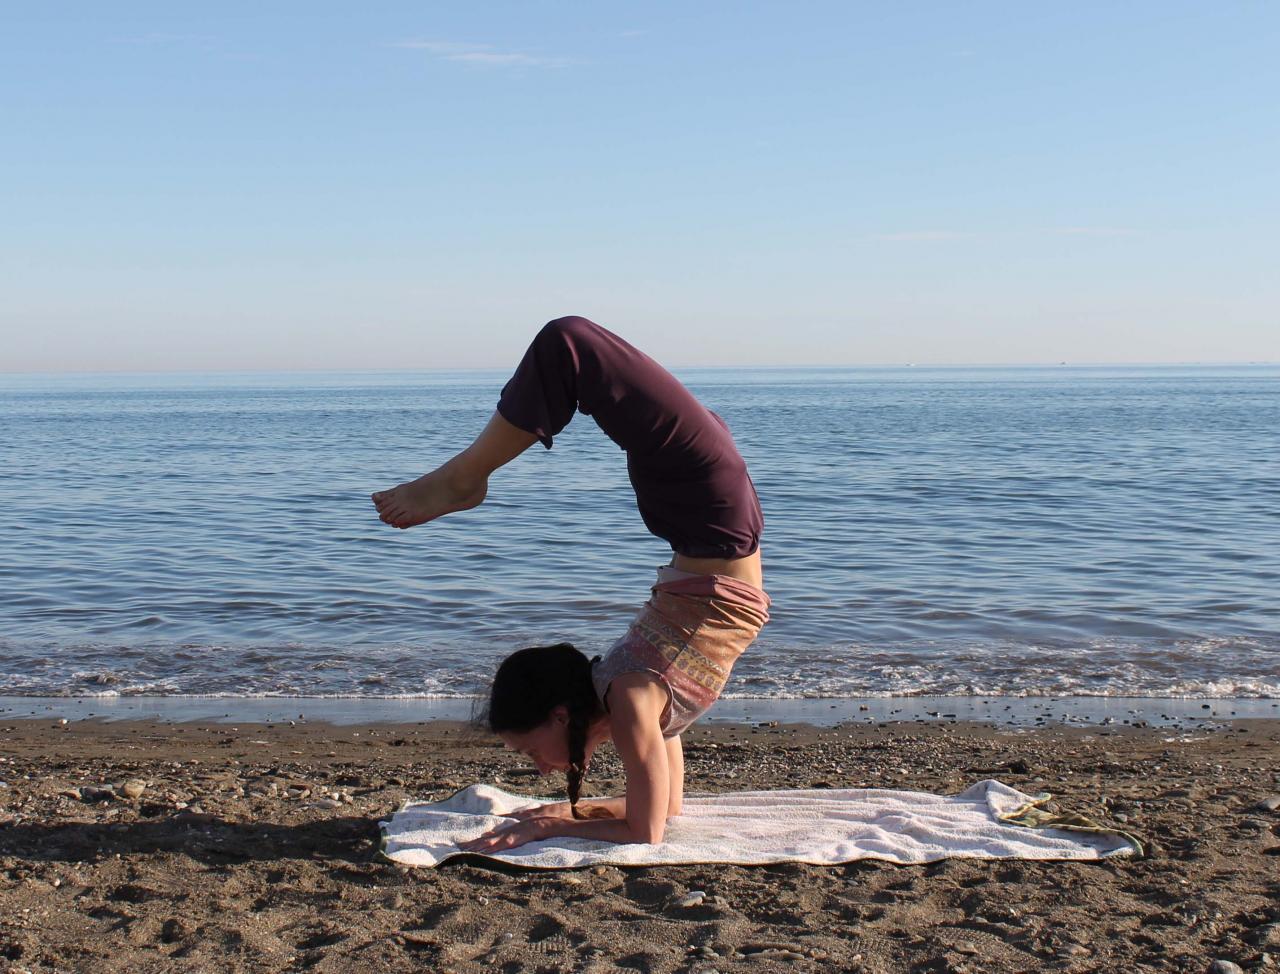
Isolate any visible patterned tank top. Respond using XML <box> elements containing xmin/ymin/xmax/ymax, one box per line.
<box><xmin>591</xmin><ymin>567</ymin><xmax>771</xmax><ymax>738</ymax></box>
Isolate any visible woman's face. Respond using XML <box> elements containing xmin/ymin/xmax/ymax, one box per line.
<box><xmin>499</xmin><ymin>705</ymin><xmax>594</xmax><ymax>776</ymax></box>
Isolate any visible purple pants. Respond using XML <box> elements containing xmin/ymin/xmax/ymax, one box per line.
<box><xmin>496</xmin><ymin>317</ymin><xmax>764</xmax><ymax>559</ymax></box>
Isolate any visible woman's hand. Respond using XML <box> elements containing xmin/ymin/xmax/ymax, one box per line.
<box><xmin>459</xmin><ymin>816</ymin><xmax>553</xmax><ymax>853</ymax></box>
<box><xmin>507</xmin><ymin>800</ymin><xmax>573</xmax><ymax>822</ymax></box>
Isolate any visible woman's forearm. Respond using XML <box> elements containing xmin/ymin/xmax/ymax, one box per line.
<box><xmin>543</xmin><ymin>814</ymin><xmax>666</xmax><ymax>845</ymax></box>
<box><xmin>576</xmin><ymin>796</ymin><xmax>627</xmax><ymax>817</ymax></box>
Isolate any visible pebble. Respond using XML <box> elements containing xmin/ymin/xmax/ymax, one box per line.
<box><xmin>1256</xmin><ymin>796</ymin><xmax>1280</xmax><ymax>813</ymax></box>
<box><xmin>1210</xmin><ymin>962</ymin><xmax>1244</xmax><ymax>974</ymax></box>
<box><xmin>120</xmin><ymin>780</ymin><xmax>147</xmax><ymax>800</ymax></box>
<box><xmin>399</xmin><ymin>931</ymin><xmax>436</xmax><ymax>947</ymax></box>
<box><xmin>747</xmin><ymin>949</ymin><xmax>805</xmax><ymax>963</ymax></box>
<box><xmin>79</xmin><ymin>785</ymin><xmax>115</xmax><ymax>803</ymax></box>
<box><xmin>675</xmin><ymin>890</ymin><xmax>707</xmax><ymax>908</ymax></box>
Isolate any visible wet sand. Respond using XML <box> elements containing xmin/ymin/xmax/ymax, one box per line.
<box><xmin>1</xmin><ymin>717</ymin><xmax>1278</xmax><ymax>973</ymax></box>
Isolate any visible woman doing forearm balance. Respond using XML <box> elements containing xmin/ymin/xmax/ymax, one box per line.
<box><xmin>372</xmin><ymin>316</ymin><xmax>769</xmax><ymax>851</ymax></box>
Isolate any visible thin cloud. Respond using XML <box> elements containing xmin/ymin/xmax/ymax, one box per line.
<box><xmin>873</xmin><ymin>230</ymin><xmax>974</xmax><ymax>242</ymax></box>
<box><xmin>393</xmin><ymin>39</ymin><xmax>572</xmax><ymax>68</ymax></box>
<box><xmin>1052</xmin><ymin>226</ymin><xmax>1140</xmax><ymax>237</ymax></box>
<box><xmin>873</xmin><ymin>227</ymin><xmax>1140</xmax><ymax>242</ymax></box>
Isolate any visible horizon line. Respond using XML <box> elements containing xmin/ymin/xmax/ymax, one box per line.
<box><xmin>3</xmin><ymin>359</ymin><xmax>1278</xmax><ymax>378</ymax></box>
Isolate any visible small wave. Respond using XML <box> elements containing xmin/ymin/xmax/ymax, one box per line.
<box><xmin>1</xmin><ymin>631</ymin><xmax>1276</xmax><ymax>699</ymax></box>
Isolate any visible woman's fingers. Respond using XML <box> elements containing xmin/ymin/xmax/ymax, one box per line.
<box><xmin>462</xmin><ymin>832</ymin><xmax>515</xmax><ymax>852</ymax></box>
<box><xmin>460</xmin><ymin>824</ymin><xmax>514</xmax><ymax>852</ymax></box>
<box><xmin>459</xmin><ymin>818</ymin><xmax>545</xmax><ymax>852</ymax></box>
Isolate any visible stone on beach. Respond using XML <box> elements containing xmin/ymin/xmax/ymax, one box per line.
<box><xmin>120</xmin><ymin>779</ymin><xmax>147</xmax><ymax>799</ymax></box>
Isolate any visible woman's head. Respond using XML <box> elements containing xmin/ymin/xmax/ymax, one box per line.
<box><xmin>483</xmin><ymin>642</ymin><xmax>605</xmax><ymax>815</ymax></box>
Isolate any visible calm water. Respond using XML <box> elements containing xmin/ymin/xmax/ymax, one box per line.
<box><xmin>1</xmin><ymin>365</ymin><xmax>1277</xmax><ymax>699</ymax></box>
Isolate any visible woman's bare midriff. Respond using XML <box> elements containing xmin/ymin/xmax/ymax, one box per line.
<box><xmin>671</xmin><ymin>548</ymin><xmax>763</xmax><ymax>590</ymax></box>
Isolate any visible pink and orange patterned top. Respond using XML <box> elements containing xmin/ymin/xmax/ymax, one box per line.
<box><xmin>591</xmin><ymin>567</ymin><xmax>771</xmax><ymax>738</ymax></box>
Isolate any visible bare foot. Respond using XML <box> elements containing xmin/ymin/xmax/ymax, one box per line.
<box><xmin>371</xmin><ymin>461</ymin><xmax>487</xmax><ymax>529</ymax></box>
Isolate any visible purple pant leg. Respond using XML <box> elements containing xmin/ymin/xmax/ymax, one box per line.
<box><xmin>497</xmin><ymin>317</ymin><xmax>763</xmax><ymax>558</ymax></box>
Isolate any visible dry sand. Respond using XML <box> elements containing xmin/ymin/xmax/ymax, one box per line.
<box><xmin>1</xmin><ymin>717</ymin><xmax>1278</xmax><ymax>973</ymax></box>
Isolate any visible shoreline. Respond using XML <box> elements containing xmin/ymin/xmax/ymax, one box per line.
<box><xmin>2</xmin><ymin>692</ymin><xmax>1277</xmax><ymax>729</ymax></box>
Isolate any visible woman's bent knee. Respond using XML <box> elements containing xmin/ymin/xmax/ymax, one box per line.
<box><xmin>538</xmin><ymin>315</ymin><xmax>598</xmax><ymax>346</ymax></box>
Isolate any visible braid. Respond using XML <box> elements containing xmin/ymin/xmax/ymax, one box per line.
<box><xmin>568</xmin><ymin>660</ymin><xmax>613</xmax><ymax>820</ymax></box>
<box><xmin>566</xmin><ymin>703</ymin><xmax>588</xmax><ymax>818</ymax></box>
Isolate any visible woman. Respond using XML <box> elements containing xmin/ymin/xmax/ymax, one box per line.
<box><xmin>373</xmin><ymin>316</ymin><xmax>768</xmax><ymax>850</ymax></box>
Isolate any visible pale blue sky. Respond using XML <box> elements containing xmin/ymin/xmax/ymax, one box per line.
<box><xmin>3</xmin><ymin>2</ymin><xmax>1277</xmax><ymax>371</ymax></box>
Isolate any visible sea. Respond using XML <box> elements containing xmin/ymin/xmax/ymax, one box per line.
<box><xmin>1</xmin><ymin>364</ymin><xmax>1277</xmax><ymax>724</ymax></box>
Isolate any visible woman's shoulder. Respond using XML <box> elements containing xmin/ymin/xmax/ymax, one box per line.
<box><xmin>602</xmin><ymin>671</ymin><xmax>673</xmax><ymax>732</ymax></box>
<box><xmin>608</xmin><ymin>670</ymin><xmax>668</xmax><ymax>701</ymax></box>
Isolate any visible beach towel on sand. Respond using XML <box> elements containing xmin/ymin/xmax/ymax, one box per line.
<box><xmin>379</xmin><ymin>779</ymin><xmax>1140</xmax><ymax>869</ymax></box>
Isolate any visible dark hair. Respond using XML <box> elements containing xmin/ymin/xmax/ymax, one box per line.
<box><xmin>483</xmin><ymin>643</ymin><xmax>605</xmax><ymax>818</ymax></box>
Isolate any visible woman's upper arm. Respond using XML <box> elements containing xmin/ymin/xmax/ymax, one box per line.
<box><xmin>607</xmin><ymin>673</ymin><xmax>672</xmax><ymax>843</ymax></box>
<box><xmin>665</xmin><ymin>735</ymin><xmax>683</xmax><ymax>817</ymax></box>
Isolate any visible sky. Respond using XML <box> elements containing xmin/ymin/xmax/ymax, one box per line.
<box><xmin>2</xmin><ymin>2</ymin><xmax>1278</xmax><ymax>371</ymax></box>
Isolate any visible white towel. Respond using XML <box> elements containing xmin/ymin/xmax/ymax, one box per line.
<box><xmin>379</xmin><ymin>779</ymin><xmax>1139</xmax><ymax>869</ymax></box>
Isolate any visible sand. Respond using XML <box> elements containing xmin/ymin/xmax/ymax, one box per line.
<box><xmin>1</xmin><ymin>716</ymin><xmax>1278</xmax><ymax>973</ymax></box>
